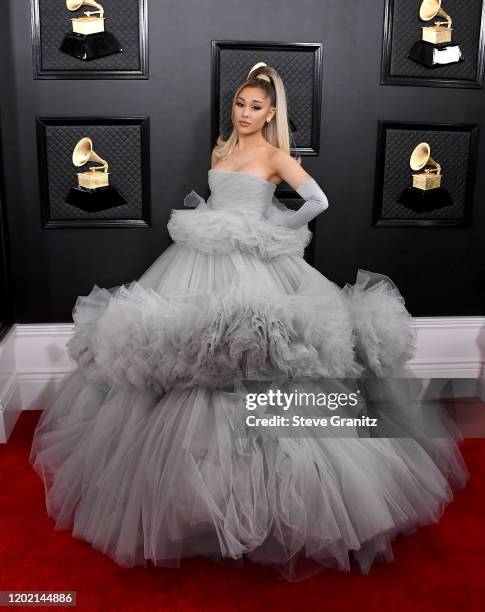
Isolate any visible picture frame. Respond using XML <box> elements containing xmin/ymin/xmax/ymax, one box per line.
<box><xmin>381</xmin><ymin>0</ymin><xmax>485</xmax><ymax>88</ymax></box>
<box><xmin>211</xmin><ymin>40</ymin><xmax>323</xmax><ymax>156</ymax></box>
<box><xmin>372</xmin><ymin>120</ymin><xmax>479</xmax><ymax>228</ymax></box>
<box><xmin>31</xmin><ymin>0</ymin><xmax>148</xmax><ymax>79</ymax></box>
<box><xmin>36</xmin><ymin>116</ymin><xmax>151</xmax><ymax>229</ymax></box>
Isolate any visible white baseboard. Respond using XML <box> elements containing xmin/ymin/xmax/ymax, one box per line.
<box><xmin>0</xmin><ymin>323</ymin><xmax>75</xmax><ymax>442</ymax></box>
<box><xmin>409</xmin><ymin>317</ymin><xmax>485</xmax><ymax>378</ymax></box>
<box><xmin>1</xmin><ymin>317</ymin><xmax>484</xmax><ymax>442</ymax></box>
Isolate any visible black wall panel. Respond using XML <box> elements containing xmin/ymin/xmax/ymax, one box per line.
<box><xmin>1</xmin><ymin>1</ymin><xmax>484</xmax><ymax>321</ymax></box>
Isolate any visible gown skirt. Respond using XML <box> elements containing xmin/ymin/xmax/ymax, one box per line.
<box><xmin>29</xmin><ymin>171</ymin><xmax>469</xmax><ymax>581</ymax></box>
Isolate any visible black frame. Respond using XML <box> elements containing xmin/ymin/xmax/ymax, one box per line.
<box><xmin>211</xmin><ymin>40</ymin><xmax>323</xmax><ymax>156</ymax></box>
<box><xmin>372</xmin><ymin>120</ymin><xmax>479</xmax><ymax>228</ymax></box>
<box><xmin>31</xmin><ymin>0</ymin><xmax>149</xmax><ymax>79</ymax></box>
<box><xmin>36</xmin><ymin>116</ymin><xmax>151</xmax><ymax>229</ymax></box>
<box><xmin>381</xmin><ymin>0</ymin><xmax>485</xmax><ymax>88</ymax></box>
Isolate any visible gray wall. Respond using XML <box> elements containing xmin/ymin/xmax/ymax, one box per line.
<box><xmin>0</xmin><ymin>0</ymin><xmax>16</xmax><ymax>335</ymax></box>
<box><xmin>1</xmin><ymin>0</ymin><xmax>484</xmax><ymax>322</ymax></box>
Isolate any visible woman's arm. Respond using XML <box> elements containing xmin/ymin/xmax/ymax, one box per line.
<box><xmin>271</xmin><ymin>150</ymin><xmax>329</xmax><ymax>229</ymax></box>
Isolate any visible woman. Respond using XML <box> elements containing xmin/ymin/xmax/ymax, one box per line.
<box><xmin>30</xmin><ymin>64</ymin><xmax>469</xmax><ymax>582</ymax></box>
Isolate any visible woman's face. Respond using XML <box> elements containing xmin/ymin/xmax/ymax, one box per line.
<box><xmin>233</xmin><ymin>86</ymin><xmax>275</xmax><ymax>135</ymax></box>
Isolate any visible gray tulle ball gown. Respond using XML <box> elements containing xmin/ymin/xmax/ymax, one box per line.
<box><xmin>29</xmin><ymin>169</ymin><xmax>469</xmax><ymax>581</ymax></box>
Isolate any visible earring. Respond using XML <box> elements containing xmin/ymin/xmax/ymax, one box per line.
<box><xmin>267</xmin><ymin>118</ymin><xmax>271</xmax><ymax>123</ymax></box>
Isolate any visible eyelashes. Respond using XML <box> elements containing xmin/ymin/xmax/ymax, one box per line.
<box><xmin>236</xmin><ymin>102</ymin><xmax>262</xmax><ymax>111</ymax></box>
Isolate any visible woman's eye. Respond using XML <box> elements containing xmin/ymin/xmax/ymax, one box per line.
<box><xmin>236</xmin><ymin>103</ymin><xmax>262</xmax><ymax>110</ymax></box>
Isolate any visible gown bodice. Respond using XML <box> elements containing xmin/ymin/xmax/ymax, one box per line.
<box><xmin>166</xmin><ymin>168</ymin><xmax>312</xmax><ymax>260</ymax></box>
<box><xmin>208</xmin><ymin>169</ymin><xmax>277</xmax><ymax>216</ymax></box>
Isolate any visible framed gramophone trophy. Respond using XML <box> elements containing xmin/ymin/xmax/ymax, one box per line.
<box><xmin>31</xmin><ymin>0</ymin><xmax>148</xmax><ymax>79</ymax></box>
<box><xmin>60</xmin><ymin>1</ymin><xmax>123</xmax><ymax>62</ymax></box>
<box><xmin>373</xmin><ymin>121</ymin><xmax>479</xmax><ymax>228</ymax></box>
<box><xmin>397</xmin><ymin>142</ymin><xmax>453</xmax><ymax>212</ymax></box>
<box><xmin>211</xmin><ymin>41</ymin><xmax>323</xmax><ymax>157</ymax></box>
<box><xmin>407</xmin><ymin>1</ymin><xmax>463</xmax><ymax>68</ymax></box>
<box><xmin>381</xmin><ymin>0</ymin><xmax>485</xmax><ymax>88</ymax></box>
<box><xmin>65</xmin><ymin>137</ymin><xmax>127</xmax><ymax>212</ymax></box>
<box><xmin>36</xmin><ymin>117</ymin><xmax>151</xmax><ymax>229</ymax></box>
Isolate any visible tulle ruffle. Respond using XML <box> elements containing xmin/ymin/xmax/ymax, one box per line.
<box><xmin>167</xmin><ymin>206</ymin><xmax>312</xmax><ymax>259</ymax></box>
<box><xmin>29</xmin><ymin>371</ymin><xmax>469</xmax><ymax>581</ymax></box>
<box><xmin>342</xmin><ymin>270</ymin><xmax>418</xmax><ymax>377</ymax></box>
<box><xmin>66</xmin><ymin>281</ymin><xmax>363</xmax><ymax>395</ymax></box>
<box><xmin>66</xmin><ymin>268</ymin><xmax>417</xmax><ymax>395</ymax></box>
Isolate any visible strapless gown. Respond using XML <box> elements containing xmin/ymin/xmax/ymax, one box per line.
<box><xmin>29</xmin><ymin>169</ymin><xmax>469</xmax><ymax>582</ymax></box>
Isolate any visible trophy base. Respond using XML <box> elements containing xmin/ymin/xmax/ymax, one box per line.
<box><xmin>65</xmin><ymin>185</ymin><xmax>126</xmax><ymax>212</ymax></box>
<box><xmin>59</xmin><ymin>31</ymin><xmax>123</xmax><ymax>61</ymax></box>
<box><xmin>407</xmin><ymin>40</ymin><xmax>463</xmax><ymax>68</ymax></box>
<box><xmin>398</xmin><ymin>187</ymin><xmax>453</xmax><ymax>213</ymax></box>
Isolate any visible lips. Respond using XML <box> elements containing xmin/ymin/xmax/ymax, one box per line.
<box><xmin>239</xmin><ymin>121</ymin><xmax>251</xmax><ymax>126</ymax></box>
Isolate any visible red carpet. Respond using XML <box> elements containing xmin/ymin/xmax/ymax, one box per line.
<box><xmin>1</xmin><ymin>410</ymin><xmax>484</xmax><ymax>611</ymax></box>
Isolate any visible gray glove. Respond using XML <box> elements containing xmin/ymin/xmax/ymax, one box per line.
<box><xmin>284</xmin><ymin>178</ymin><xmax>329</xmax><ymax>229</ymax></box>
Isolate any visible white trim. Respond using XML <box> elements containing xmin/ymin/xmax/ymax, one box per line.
<box><xmin>0</xmin><ymin>325</ymin><xmax>21</xmax><ymax>442</ymax></box>
<box><xmin>0</xmin><ymin>323</ymin><xmax>76</xmax><ymax>442</ymax></box>
<box><xmin>0</xmin><ymin>317</ymin><xmax>484</xmax><ymax>442</ymax></box>
<box><xmin>407</xmin><ymin>316</ymin><xmax>485</xmax><ymax>378</ymax></box>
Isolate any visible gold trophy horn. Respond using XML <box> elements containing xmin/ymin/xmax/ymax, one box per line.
<box><xmin>410</xmin><ymin>142</ymin><xmax>441</xmax><ymax>174</ymax></box>
<box><xmin>72</xmin><ymin>137</ymin><xmax>110</xmax><ymax>190</ymax></box>
<box><xmin>410</xmin><ymin>142</ymin><xmax>442</xmax><ymax>191</ymax></box>
<box><xmin>420</xmin><ymin>0</ymin><xmax>452</xmax><ymax>28</ymax></box>
<box><xmin>73</xmin><ymin>137</ymin><xmax>108</xmax><ymax>171</ymax></box>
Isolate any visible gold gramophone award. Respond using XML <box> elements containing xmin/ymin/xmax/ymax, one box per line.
<box><xmin>398</xmin><ymin>142</ymin><xmax>453</xmax><ymax>212</ymax></box>
<box><xmin>407</xmin><ymin>0</ymin><xmax>463</xmax><ymax>68</ymax></box>
<box><xmin>410</xmin><ymin>142</ymin><xmax>442</xmax><ymax>190</ymax></box>
<box><xmin>59</xmin><ymin>1</ymin><xmax>123</xmax><ymax>61</ymax></box>
<box><xmin>65</xmin><ymin>137</ymin><xmax>126</xmax><ymax>212</ymax></box>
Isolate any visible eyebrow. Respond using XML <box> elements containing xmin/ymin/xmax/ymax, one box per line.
<box><xmin>237</xmin><ymin>96</ymin><xmax>263</xmax><ymax>104</ymax></box>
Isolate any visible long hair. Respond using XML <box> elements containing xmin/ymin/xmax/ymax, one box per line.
<box><xmin>213</xmin><ymin>65</ymin><xmax>301</xmax><ymax>164</ymax></box>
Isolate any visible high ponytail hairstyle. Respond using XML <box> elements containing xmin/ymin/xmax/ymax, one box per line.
<box><xmin>213</xmin><ymin>64</ymin><xmax>301</xmax><ymax>164</ymax></box>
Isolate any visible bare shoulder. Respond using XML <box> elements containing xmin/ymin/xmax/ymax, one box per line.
<box><xmin>270</xmin><ymin>149</ymin><xmax>311</xmax><ymax>190</ymax></box>
<box><xmin>269</xmin><ymin>148</ymin><xmax>291</xmax><ymax>166</ymax></box>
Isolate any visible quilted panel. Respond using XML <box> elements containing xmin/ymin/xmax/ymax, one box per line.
<box><xmin>37</xmin><ymin>0</ymin><xmax>141</xmax><ymax>71</ymax></box>
<box><xmin>41</xmin><ymin>122</ymin><xmax>146</xmax><ymax>221</ymax></box>
<box><xmin>380</xmin><ymin>127</ymin><xmax>472</xmax><ymax>220</ymax></box>
<box><xmin>217</xmin><ymin>46</ymin><xmax>318</xmax><ymax>150</ymax></box>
